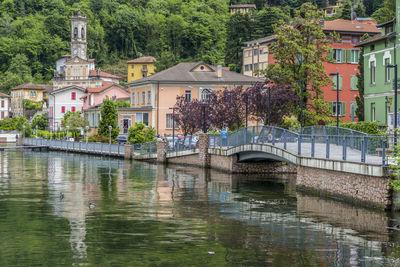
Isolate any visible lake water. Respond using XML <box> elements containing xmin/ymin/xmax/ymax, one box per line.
<box><xmin>0</xmin><ymin>150</ymin><xmax>399</xmax><ymax>266</ymax></box>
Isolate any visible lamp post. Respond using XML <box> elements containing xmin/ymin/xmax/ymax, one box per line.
<box><xmin>169</xmin><ymin>107</ymin><xmax>178</xmax><ymax>149</ymax></box>
<box><xmin>108</xmin><ymin>125</ymin><xmax>112</xmax><ymax>145</ymax></box>
<box><xmin>86</xmin><ymin>126</ymin><xmax>89</xmax><ymax>143</ymax></box>
<box><xmin>329</xmin><ymin>72</ymin><xmax>340</xmax><ymax>136</ymax></box>
<box><xmin>387</xmin><ymin>64</ymin><xmax>398</xmax><ymax>146</ymax></box>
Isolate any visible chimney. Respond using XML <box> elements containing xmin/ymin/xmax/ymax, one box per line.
<box><xmin>217</xmin><ymin>65</ymin><xmax>222</xmax><ymax>78</ymax></box>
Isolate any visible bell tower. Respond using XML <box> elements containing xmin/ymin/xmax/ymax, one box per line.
<box><xmin>70</xmin><ymin>9</ymin><xmax>87</xmax><ymax>60</ymax></box>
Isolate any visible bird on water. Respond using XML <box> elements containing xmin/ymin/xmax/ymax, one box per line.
<box><xmin>89</xmin><ymin>202</ymin><xmax>96</xmax><ymax>209</ymax></box>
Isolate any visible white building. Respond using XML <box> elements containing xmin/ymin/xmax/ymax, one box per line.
<box><xmin>49</xmin><ymin>86</ymin><xmax>85</xmax><ymax>130</ymax></box>
<box><xmin>0</xmin><ymin>92</ymin><xmax>10</xmax><ymax>119</ymax></box>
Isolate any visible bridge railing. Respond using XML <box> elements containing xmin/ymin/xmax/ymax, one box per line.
<box><xmin>24</xmin><ymin>137</ymin><xmax>125</xmax><ymax>156</ymax></box>
<box><xmin>166</xmin><ymin>135</ymin><xmax>198</xmax><ymax>153</ymax></box>
<box><xmin>208</xmin><ymin>126</ymin><xmax>388</xmax><ymax>166</ymax></box>
<box><xmin>133</xmin><ymin>141</ymin><xmax>157</xmax><ymax>155</ymax></box>
<box><xmin>297</xmin><ymin>125</ymin><xmax>368</xmax><ymax>136</ymax></box>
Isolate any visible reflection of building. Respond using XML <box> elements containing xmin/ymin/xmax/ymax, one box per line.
<box><xmin>127</xmin><ymin>62</ymin><xmax>262</xmax><ymax>135</ymax></box>
<box><xmin>229</xmin><ymin>4</ymin><xmax>256</xmax><ymax>15</ymax></box>
<box><xmin>0</xmin><ymin>92</ymin><xmax>10</xmax><ymax>119</ymax></box>
<box><xmin>126</xmin><ymin>56</ymin><xmax>156</xmax><ymax>82</ymax></box>
<box><xmin>10</xmin><ymin>83</ymin><xmax>52</xmax><ymax>117</ymax></box>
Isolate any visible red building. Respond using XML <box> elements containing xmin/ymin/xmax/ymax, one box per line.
<box><xmin>242</xmin><ymin>19</ymin><xmax>380</xmax><ymax>122</ymax></box>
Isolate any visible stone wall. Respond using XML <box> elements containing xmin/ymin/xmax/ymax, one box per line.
<box><xmin>297</xmin><ymin>166</ymin><xmax>393</xmax><ymax>209</ymax></box>
<box><xmin>167</xmin><ymin>153</ymin><xmax>201</xmax><ymax>166</ymax></box>
<box><xmin>157</xmin><ymin>141</ymin><xmax>167</xmax><ymax>163</ymax></box>
<box><xmin>198</xmin><ymin>134</ymin><xmax>210</xmax><ymax>168</ymax></box>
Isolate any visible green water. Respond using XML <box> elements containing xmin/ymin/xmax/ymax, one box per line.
<box><xmin>0</xmin><ymin>150</ymin><xmax>399</xmax><ymax>266</ymax></box>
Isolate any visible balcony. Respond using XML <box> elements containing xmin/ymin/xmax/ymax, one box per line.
<box><xmin>141</xmin><ymin>67</ymin><xmax>148</xmax><ymax>72</ymax></box>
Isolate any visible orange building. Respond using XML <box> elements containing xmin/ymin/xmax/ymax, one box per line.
<box><xmin>127</xmin><ymin>62</ymin><xmax>262</xmax><ymax>135</ymax></box>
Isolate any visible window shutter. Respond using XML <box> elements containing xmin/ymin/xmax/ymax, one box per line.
<box><xmin>341</xmin><ymin>102</ymin><xmax>346</xmax><ymax>116</ymax></box>
<box><xmin>339</xmin><ymin>75</ymin><xmax>343</xmax><ymax>90</ymax></box>
<box><xmin>347</xmin><ymin>50</ymin><xmax>352</xmax><ymax>63</ymax></box>
<box><xmin>351</xmin><ymin>75</ymin><xmax>358</xmax><ymax>90</ymax></box>
<box><xmin>329</xmin><ymin>102</ymin><xmax>334</xmax><ymax>115</ymax></box>
<box><xmin>341</xmin><ymin>49</ymin><xmax>346</xmax><ymax>63</ymax></box>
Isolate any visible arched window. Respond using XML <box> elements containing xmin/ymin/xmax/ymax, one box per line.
<box><xmin>81</xmin><ymin>27</ymin><xmax>85</xmax><ymax>39</ymax></box>
<box><xmin>200</xmin><ymin>88</ymin><xmax>212</xmax><ymax>102</ymax></box>
<box><xmin>74</xmin><ymin>27</ymin><xmax>78</xmax><ymax>38</ymax></box>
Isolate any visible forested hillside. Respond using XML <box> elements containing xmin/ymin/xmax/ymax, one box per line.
<box><xmin>0</xmin><ymin>0</ymin><xmax>391</xmax><ymax>94</ymax></box>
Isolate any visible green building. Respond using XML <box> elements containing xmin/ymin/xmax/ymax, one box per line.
<box><xmin>356</xmin><ymin>1</ymin><xmax>400</xmax><ymax>128</ymax></box>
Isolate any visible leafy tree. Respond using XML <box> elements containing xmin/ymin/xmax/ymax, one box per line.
<box><xmin>64</xmin><ymin>112</ymin><xmax>89</xmax><ymax>138</ymax></box>
<box><xmin>98</xmin><ymin>98</ymin><xmax>119</xmax><ymax>140</ymax></box>
<box><xmin>143</xmin><ymin>126</ymin><xmax>156</xmax><ymax>142</ymax></box>
<box><xmin>115</xmin><ymin>100</ymin><xmax>130</xmax><ymax>108</ymax></box>
<box><xmin>253</xmin><ymin>7</ymin><xmax>289</xmax><ymax>39</ymax></box>
<box><xmin>355</xmin><ymin>34</ymin><xmax>369</xmax><ymax>121</ymax></box>
<box><xmin>175</xmin><ymin>96</ymin><xmax>201</xmax><ymax>136</ymax></box>
<box><xmin>31</xmin><ymin>113</ymin><xmax>49</xmax><ymax>130</ymax></box>
<box><xmin>372</xmin><ymin>0</ymin><xmax>395</xmax><ymax>24</ymax></box>
<box><xmin>127</xmin><ymin>122</ymin><xmax>145</xmax><ymax>144</ymax></box>
<box><xmin>265</xmin><ymin>3</ymin><xmax>335</xmax><ymax>124</ymax></box>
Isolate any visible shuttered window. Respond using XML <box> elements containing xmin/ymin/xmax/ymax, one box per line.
<box><xmin>350</xmin><ymin>75</ymin><xmax>358</xmax><ymax>90</ymax></box>
<box><xmin>331</xmin><ymin>102</ymin><xmax>346</xmax><ymax>116</ymax></box>
<box><xmin>332</xmin><ymin>75</ymin><xmax>342</xmax><ymax>90</ymax></box>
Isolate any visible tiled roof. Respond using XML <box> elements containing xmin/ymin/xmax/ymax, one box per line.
<box><xmin>10</xmin><ymin>83</ymin><xmax>52</xmax><ymax>91</ymax></box>
<box><xmin>230</xmin><ymin>4</ymin><xmax>256</xmax><ymax>8</ymax></box>
<box><xmin>126</xmin><ymin>56</ymin><xmax>156</xmax><ymax>64</ymax></box>
<box><xmin>87</xmin><ymin>81</ymin><xmax>128</xmax><ymax>93</ymax></box>
<box><xmin>128</xmin><ymin>62</ymin><xmax>263</xmax><ymax>85</ymax></box>
<box><xmin>355</xmin><ymin>32</ymin><xmax>395</xmax><ymax>47</ymax></box>
<box><xmin>322</xmin><ymin>19</ymin><xmax>380</xmax><ymax>34</ymax></box>
<box><xmin>89</xmin><ymin>70</ymin><xmax>122</xmax><ymax>80</ymax></box>
<box><xmin>0</xmin><ymin>92</ymin><xmax>10</xmax><ymax>98</ymax></box>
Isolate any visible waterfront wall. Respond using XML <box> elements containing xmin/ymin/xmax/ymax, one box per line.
<box><xmin>296</xmin><ymin>166</ymin><xmax>393</xmax><ymax>209</ymax></box>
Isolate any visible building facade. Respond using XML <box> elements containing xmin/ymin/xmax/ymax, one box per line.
<box><xmin>0</xmin><ymin>93</ymin><xmax>10</xmax><ymax>119</ymax></box>
<box><xmin>127</xmin><ymin>62</ymin><xmax>262</xmax><ymax>136</ymax></box>
<box><xmin>81</xmin><ymin>82</ymin><xmax>130</xmax><ymax>110</ymax></box>
<box><xmin>10</xmin><ymin>83</ymin><xmax>52</xmax><ymax>117</ymax></box>
<box><xmin>126</xmin><ymin>56</ymin><xmax>156</xmax><ymax>83</ymax></box>
<box><xmin>356</xmin><ymin>16</ymin><xmax>398</xmax><ymax>127</ymax></box>
<box><xmin>49</xmin><ymin>86</ymin><xmax>86</xmax><ymax>130</ymax></box>
<box><xmin>242</xmin><ymin>19</ymin><xmax>380</xmax><ymax>122</ymax></box>
<box><xmin>229</xmin><ymin>4</ymin><xmax>256</xmax><ymax>15</ymax></box>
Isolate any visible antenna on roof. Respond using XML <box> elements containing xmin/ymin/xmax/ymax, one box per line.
<box><xmin>351</xmin><ymin>4</ymin><xmax>358</xmax><ymax>22</ymax></box>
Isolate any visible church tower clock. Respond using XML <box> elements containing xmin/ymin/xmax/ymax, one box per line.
<box><xmin>70</xmin><ymin>9</ymin><xmax>87</xmax><ymax>60</ymax></box>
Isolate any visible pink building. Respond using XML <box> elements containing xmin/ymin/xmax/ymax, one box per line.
<box><xmin>81</xmin><ymin>82</ymin><xmax>130</xmax><ymax>110</ymax></box>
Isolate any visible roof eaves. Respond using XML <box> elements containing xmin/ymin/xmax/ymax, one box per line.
<box><xmin>377</xmin><ymin>18</ymin><xmax>395</xmax><ymax>28</ymax></box>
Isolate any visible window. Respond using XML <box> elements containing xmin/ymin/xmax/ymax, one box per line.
<box><xmin>142</xmin><ymin>91</ymin><xmax>145</xmax><ymax>104</ymax></box>
<box><xmin>331</xmin><ymin>75</ymin><xmax>342</xmax><ymax>90</ymax></box>
<box><xmin>147</xmin><ymin>91</ymin><xmax>151</xmax><ymax>104</ymax></box>
<box><xmin>259</xmin><ymin>48</ymin><xmax>263</xmax><ymax>54</ymax></box>
<box><xmin>371</xmin><ymin>103</ymin><xmax>376</xmax><ymax>121</ymax></box>
<box><xmin>137</xmin><ymin>91</ymin><xmax>140</xmax><ymax>104</ymax></box>
<box><xmin>351</xmin><ymin>75</ymin><xmax>358</xmax><ymax>90</ymax></box>
<box><xmin>347</xmin><ymin>49</ymin><xmax>360</xmax><ymax>63</ymax></box>
<box><xmin>185</xmin><ymin>90</ymin><xmax>192</xmax><ymax>102</ymax></box>
<box><xmin>1</xmin><ymin>100</ymin><xmax>4</xmax><ymax>108</ymax></box>
<box><xmin>385</xmin><ymin>39</ymin><xmax>391</xmax><ymax>48</ymax></box>
<box><xmin>61</xmin><ymin>106</ymin><xmax>66</xmax><ymax>113</ymax></box>
<box><xmin>142</xmin><ymin>73</ymin><xmax>147</xmax><ymax>78</ymax></box>
<box><xmin>385</xmin><ymin>58</ymin><xmax>391</xmax><ymax>82</ymax></box>
<box><xmin>350</xmin><ymin>102</ymin><xmax>356</xmax><ymax>122</ymax></box>
<box><xmin>253</xmin><ymin>49</ymin><xmax>258</xmax><ymax>56</ymax></box>
<box><xmin>166</xmin><ymin>114</ymin><xmax>179</xmax><ymax>129</ymax></box>
<box><xmin>30</xmin><ymin>91</ymin><xmax>36</xmax><ymax>98</ymax></box>
<box><xmin>71</xmin><ymin>106</ymin><xmax>76</xmax><ymax>112</ymax></box>
<box><xmin>232</xmin><ymin>8</ymin><xmax>236</xmax><ymax>12</ymax></box>
<box><xmin>132</xmin><ymin>92</ymin><xmax>135</xmax><ymax>105</ymax></box>
<box><xmin>131</xmin><ymin>73</ymin><xmax>134</xmax><ymax>77</ymax></box>
<box><xmin>71</xmin><ymin>92</ymin><xmax>76</xmax><ymax>100</ymax></box>
<box><xmin>254</xmin><ymin>63</ymin><xmax>259</xmax><ymax>70</ymax></box>
<box><xmin>331</xmin><ymin>102</ymin><xmax>346</xmax><ymax>116</ymax></box>
<box><xmin>135</xmin><ymin>112</ymin><xmax>149</xmax><ymax>126</ymax></box>
<box><xmin>246</xmin><ymin>8</ymin><xmax>249</xmax><ymax>12</ymax></box>
<box><xmin>200</xmin><ymin>88</ymin><xmax>212</xmax><ymax>101</ymax></box>
<box><xmin>333</xmin><ymin>49</ymin><xmax>344</xmax><ymax>63</ymax></box>
<box><xmin>247</xmin><ymin>50</ymin><xmax>251</xmax><ymax>57</ymax></box>
<box><xmin>370</xmin><ymin>44</ymin><xmax>375</xmax><ymax>51</ymax></box>
<box><xmin>370</xmin><ymin>61</ymin><xmax>376</xmax><ymax>84</ymax></box>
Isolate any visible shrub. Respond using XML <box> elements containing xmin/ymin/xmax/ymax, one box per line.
<box><xmin>334</xmin><ymin>121</ymin><xmax>383</xmax><ymax>135</ymax></box>
<box><xmin>281</xmin><ymin>115</ymin><xmax>300</xmax><ymax>131</ymax></box>
<box><xmin>88</xmin><ymin>134</ymin><xmax>109</xmax><ymax>143</ymax></box>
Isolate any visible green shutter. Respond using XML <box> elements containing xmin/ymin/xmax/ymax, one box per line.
<box><xmin>341</xmin><ymin>102</ymin><xmax>346</xmax><ymax>116</ymax></box>
<box><xmin>351</xmin><ymin>75</ymin><xmax>358</xmax><ymax>90</ymax></box>
<box><xmin>341</xmin><ymin>49</ymin><xmax>346</xmax><ymax>63</ymax></box>
<box><xmin>329</xmin><ymin>102</ymin><xmax>334</xmax><ymax>115</ymax></box>
<box><xmin>339</xmin><ymin>75</ymin><xmax>342</xmax><ymax>90</ymax></box>
<box><xmin>346</xmin><ymin>49</ymin><xmax>352</xmax><ymax>63</ymax></box>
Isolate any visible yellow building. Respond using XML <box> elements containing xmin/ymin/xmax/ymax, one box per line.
<box><xmin>229</xmin><ymin>4</ymin><xmax>256</xmax><ymax>15</ymax></box>
<box><xmin>10</xmin><ymin>83</ymin><xmax>52</xmax><ymax>117</ymax></box>
<box><xmin>323</xmin><ymin>1</ymin><xmax>342</xmax><ymax>17</ymax></box>
<box><xmin>126</xmin><ymin>56</ymin><xmax>156</xmax><ymax>83</ymax></box>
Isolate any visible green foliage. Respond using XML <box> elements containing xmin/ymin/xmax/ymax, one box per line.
<box><xmin>64</xmin><ymin>112</ymin><xmax>89</xmax><ymax>137</ymax></box>
<box><xmin>23</xmin><ymin>99</ymin><xmax>42</xmax><ymax>110</ymax></box>
<box><xmin>31</xmin><ymin>113</ymin><xmax>48</xmax><ymax>130</ymax></box>
<box><xmin>355</xmin><ymin>34</ymin><xmax>369</xmax><ymax>121</ymax></box>
<box><xmin>127</xmin><ymin>123</ymin><xmax>156</xmax><ymax>144</ymax></box>
<box><xmin>98</xmin><ymin>98</ymin><xmax>119</xmax><ymax>140</ymax></box>
<box><xmin>281</xmin><ymin>115</ymin><xmax>300</xmax><ymax>130</ymax></box>
<box><xmin>335</xmin><ymin>121</ymin><xmax>383</xmax><ymax>135</ymax></box>
<box><xmin>372</xmin><ymin>0</ymin><xmax>395</xmax><ymax>24</ymax></box>
<box><xmin>88</xmin><ymin>134</ymin><xmax>109</xmax><ymax>143</ymax></box>
<box><xmin>115</xmin><ymin>100</ymin><xmax>130</xmax><ymax>108</ymax></box>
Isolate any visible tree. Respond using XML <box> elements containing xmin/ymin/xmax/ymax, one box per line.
<box><xmin>175</xmin><ymin>96</ymin><xmax>201</xmax><ymax>136</ymax></box>
<box><xmin>127</xmin><ymin>123</ymin><xmax>146</xmax><ymax>144</ymax></box>
<box><xmin>98</xmin><ymin>98</ymin><xmax>119</xmax><ymax>140</ymax></box>
<box><xmin>265</xmin><ymin>3</ymin><xmax>335</xmax><ymax>123</ymax></box>
<box><xmin>372</xmin><ymin>0</ymin><xmax>395</xmax><ymax>24</ymax></box>
<box><xmin>64</xmin><ymin>112</ymin><xmax>89</xmax><ymax>138</ymax></box>
<box><xmin>31</xmin><ymin>113</ymin><xmax>49</xmax><ymax>130</ymax></box>
<box><xmin>253</xmin><ymin>7</ymin><xmax>289</xmax><ymax>39</ymax></box>
<box><xmin>355</xmin><ymin>34</ymin><xmax>369</xmax><ymax>121</ymax></box>
<box><xmin>247</xmin><ymin>83</ymin><xmax>298</xmax><ymax>126</ymax></box>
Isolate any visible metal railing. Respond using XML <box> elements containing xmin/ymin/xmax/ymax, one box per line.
<box><xmin>24</xmin><ymin>138</ymin><xmax>125</xmax><ymax>156</ymax></box>
<box><xmin>208</xmin><ymin>126</ymin><xmax>389</xmax><ymax>166</ymax></box>
<box><xmin>166</xmin><ymin>135</ymin><xmax>198</xmax><ymax>153</ymax></box>
<box><xmin>133</xmin><ymin>142</ymin><xmax>157</xmax><ymax>155</ymax></box>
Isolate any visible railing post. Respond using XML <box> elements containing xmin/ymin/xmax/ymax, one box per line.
<box><xmin>297</xmin><ymin>134</ymin><xmax>302</xmax><ymax>155</ymax></box>
<box><xmin>326</xmin><ymin>136</ymin><xmax>330</xmax><ymax>159</ymax></box>
<box><xmin>214</xmin><ymin>134</ymin><xmax>216</xmax><ymax>148</ymax></box>
<box><xmin>272</xmin><ymin>128</ymin><xmax>275</xmax><ymax>146</ymax></box>
<box><xmin>382</xmin><ymin>138</ymin><xmax>386</xmax><ymax>166</ymax></box>
<box><xmin>149</xmin><ymin>142</ymin><xmax>152</xmax><ymax>154</ymax></box>
<box><xmin>244</xmin><ymin>128</ymin><xmax>247</xmax><ymax>145</ymax></box>
<box><xmin>342</xmin><ymin>136</ymin><xmax>347</xmax><ymax>161</ymax></box>
<box><xmin>350</xmin><ymin>130</ymin><xmax>354</xmax><ymax>149</ymax></box>
<box><xmin>235</xmin><ymin>131</ymin><xmax>238</xmax><ymax>146</ymax></box>
<box><xmin>252</xmin><ymin>127</ymin><xmax>255</xmax><ymax>143</ymax></box>
<box><xmin>283</xmin><ymin>130</ymin><xmax>287</xmax><ymax>150</ymax></box>
<box><xmin>361</xmin><ymin>137</ymin><xmax>366</xmax><ymax>163</ymax></box>
<box><xmin>311</xmin><ymin>135</ymin><xmax>315</xmax><ymax>157</ymax></box>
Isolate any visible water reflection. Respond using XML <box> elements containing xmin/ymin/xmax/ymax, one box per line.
<box><xmin>0</xmin><ymin>150</ymin><xmax>400</xmax><ymax>266</ymax></box>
